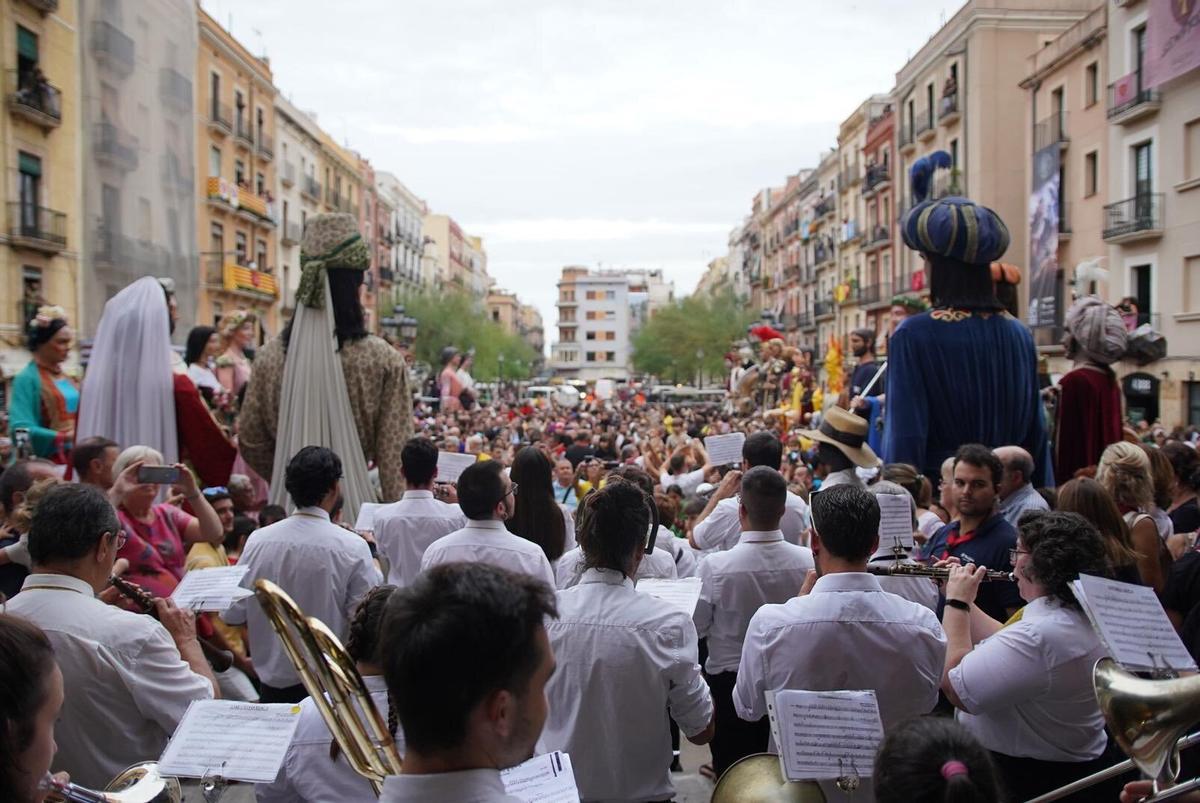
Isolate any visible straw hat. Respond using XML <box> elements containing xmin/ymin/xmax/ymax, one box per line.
<box><xmin>798</xmin><ymin>406</ymin><xmax>880</xmax><ymax>468</ymax></box>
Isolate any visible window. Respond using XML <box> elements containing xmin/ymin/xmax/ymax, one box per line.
<box><xmin>586</xmin><ymin>331</ymin><xmax>597</xmax><ymax>340</ymax></box>
<box><xmin>1189</xmin><ymin>382</ymin><xmax>1200</xmax><ymax>427</ymax></box>
<box><xmin>209</xmin><ymin>146</ymin><xmax>221</xmax><ymax>178</ymax></box>
<box><xmin>586</xmin><ymin>351</ymin><xmax>596</xmax><ymax>362</ymax></box>
<box><xmin>282</xmin><ymin>199</ymin><xmax>289</xmax><ymax>230</ymax></box>
<box><xmin>256</xmin><ymin>239</ymin><xmax>268</xmax><ymax>271</ymax></box>
<box><xmin>1086</xmin><ymin>62</ymin><xmax>1099</xmax><ymax>106</ymax></box>
<box><xmin>1187</xmin><ymin>255</ymin><xmax>1200</xmax><ymax>314</ymax></box>
<box><xmin>256</xmin><ymin>107</ymin><xmax>264</xmax><ymax>142</ymax></box>
<box><xmin>21</xmin><ymin>267</ymin><xmax>42</xmax><ymax>330</ymax></box>
<box><xmin>234</xmin><ymin>90</ymin><xmax>245</xmax><ymax>128</ymax></box>
<box><xmin>1186</xmin><ymin>119</ymin><xmax>1200</xmax><ymax>182</ymax></box>
<box><xmin>1132</xmin><ymin>264</ymin><xmax>1152</xmax><ymax>325</ymax></box>
<box><xmin>606</xmin><ymin>352</ymin><xmax>616</xmax><ymax>362</ymax></box>
<box><xmin>1134</xmin><ymin>26</ymin><xmax>1147</xmax><ymax>87</ymax></box>
<box><xmin>255</xmin><ymin>172</ymin><xmax>265</xmax><ymax>196</ymax></box>
<box><xmin>235</xmin><ymin>232</ymin><xmax>248</xmax><ymax>264</ymax></box>
<box><xmin>949</xmin><ymin>139</ymin><xmax>958</xmax><ymax>170</ymax></box>
<box><xmin>235</xmin><ymin>159</ymin><xmax>245</xmax><ymax>186</ymax></box>
<box><xmin>561</xmin><ymin>328</ymin><xmax>575</xmax><ymax>342</ymax></box>
<box><xmin>18</xmin><ymin>153</ymin><xmax>41</xmax><ymax>225</ymax></box>
<box><xmin>606</xmin><ymin>290</ymin><xmax>616</xmax><ymax>300</ymax></box>
<box><xmin>925</xmin><ymin>83</ymin><xmax>934</xmax><ymax>125</ymax></box>
<box><xmin>605</xmin><ymin>310</ymin><xmax>616</xmax><ymax>320</ymax></box>
<box><xmin>209</xmin><ymin>222</ymin><xmax>223</xmax><ymax>254</ymax></box>
<box><xmin>17</xmin><ymin>26</ymin><xmax>38</xmax><ymax>79</ymax></box>
<box><xmin>1134</xmin><ymin>141</ymin><xmax>1153</xmax><ymax>197</ymax></box>
<box><xmin>1085</xmin><ymin>151</ymin><xmax>1098</xmax><ymax>197</ymax></box>
<box><xmin>210</xmin><ymin>72</ymin><xmax>220</xmax><ymax>116</ymax></box>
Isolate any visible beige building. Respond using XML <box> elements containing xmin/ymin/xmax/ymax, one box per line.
<box><xmin>892</xmin><ymin>0</ymin><xmax>1096</xmax><ymax>324</ymax></box>
<box><xmin>1103</xmin><ymin>0</ymin><xmax>1200</xmax><ymax>427</ymax></box>
<box><xmin>810</xmin><ymin>150</ymin><xmax>840</xmax><ymax>352</ymax></box>
<box><xmin>273</xmin><ymin>96</ymin><xmax>323</xmax><ymax>317</ymax></box>
<box><xmin>0</xmin><ymin>0</ymin><xmax>82</xmax><ymax>383</ymax></box>
<box><xmin>486</xmin><ymin>289</ymin><xmax>520</xmax><ymax>333</ymax></box>
<box><xmin>518</xmin><ymin>302</ymin><xmax>544</xmax><ymax>366</ymax></box>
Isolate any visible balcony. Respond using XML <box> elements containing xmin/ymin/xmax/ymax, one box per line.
<box><xmin>814</xmin><ymin>299</ymin><xmax>836</xmax><ymax>320</ymax></box>
<box><xmin>93</xmin><ymin>230</ymin><xmax>172</xmax><ymax>274</ymax></box>
<box><xmin>7</xmin><ymin>70</ymin><xmax>62</xmax><ymax>129</ymax></box>
<box><xmin>158</xmin><ymin>67</ymin><xmax>191</xmax><ymax>112</ymax></box>
<box><xmin>280</xmin><ymin>160</ymin><xmax>296</xmax><ymax>187</ymax></box>
<box><xmin>205</xmin><ymin>257</ymin><xmax>278</xmax><ymax>300</ymax></box>
<box><xmin>799</xmin><ymin>311</ymin><xmax>816</xmax><ymax>331</ymax></box>
<box><xmin>914</xmin><ymin>107</ymin><xmax>935</xmax><ymax>141</ymax></box>
<box><xmin>840</xmin><ymin>220</ymin><xmax>862</xmax><ymax>245</ymax></box>
<box><xmin>301</xmin><ymin>175</ymin><xmax>321</xmax><ymax>202</ymax></box>
<box><xmin>93</xmin><ymin>122</ymin><xmax>139</xmax><ymax>171</ymax></box>
<box><xmin>257</xmin><ymin>132</ymin><xmax>274</xmax><ymax>161</ymax></box>
<box><xmin>939</xmin><ymin>91</ymin><xmax>960</xmax><ymax>125</ymax></box>
<box><xmin>208</xmin><ymin>101</ymin><xmax>232</xmax><ymax>137</ymax></box>
<box><xmin>281</xmin><ymin>220</ymin><xmax>302</xmax><ymax>246</ymax></box>
<box><xmin>840</xmin><ymin>284</ymin><xmax>860</xmax><ymax>306</ymax></box>
<box><xmin>899</xmin><ymin>120</ymin><xmax>916</xmax><ymax>154</ymax></box>
<box><xmin>1103</xmin><ymin>194</ymin><xmax>1163</xmax><ymax>243</ymax></box>
<box><xmin>1034</xmin><ymin>112</ymin><xmax>1069</xmax><ymax>152</ymax></box>
<box><xmin>863</xmin><ymin>164</ymin><xmax>891</xmax><ymax>196</ymax></box>
<box><xmin>91</xmin><ymin>20</ymin><xmax>135</xmax><ymax>78</ymax></box>
<box><xmin>205</xmin><ymin>176</ymin><xmax>276</xmax><ymax>226</ymax></box>
<box><xmin>814</xmin><ymin>242</ymin><xmax>835</xmax><ymax>268</ymax></box>
<box><xmin>839</xmin><ymin>162</ymin><xmax>861</xmax><ymax>191</ymax></box>
<box><xmin>8</xmin><ymin>202</ymin><xmax>66</xmax><ymax>253</ymax></box>
<box><xmin>1107</xmin><ymin>73</ymin><xmax>1160</xmax><ymax>125</ymax></box>
<box><xmin>814</xmin><ymin>195</ymin><xmax>836</xmax><ymax>220</ymax></box>
<box><xmin>859</xmin><ymin>283</ymin><xmax>886</xmax><ymax>308</ymax></box>
<box><xmin>160</xmin><ymin>152</ymin><xmax>192</xmax><ymax>196</ymax></box>
<box><xmin>234</xmin><ymin>117</ymin><xmax>254</xmax><ymax>148</ymax></box>
<box><xmin>862</xmin><ymin>224</ymin><xmax>891</xmax><ymax>252</ymax></box>
<box><xmin>22</xmin><ymin>0</ymin><xmax>58</xmax><ymax>11</ymax></box>
<box><xmin>379</xmin><ymin>268</ymin><xmax>396</xmax><ymax>285</ymax></box>
<box><xmin>1058</xmin><ymin>201</ymin><xmax>1071</xmax><ymax>240</ymax></box>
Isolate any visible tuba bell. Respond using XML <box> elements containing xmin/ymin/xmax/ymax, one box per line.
<box><xmin>710</xmin><ymin>754</ymin><xmax>827</xmax><ymax>803</ymax></box>
<box><xmin>41</xmin><ymin>762</ymin><xmax>181</xmax><ymax>803</ymax></box>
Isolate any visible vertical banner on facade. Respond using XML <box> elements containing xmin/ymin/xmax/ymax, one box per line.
<box><xmin>1145</xmin><ymin>0</ymin><xmax>1200</xmax><ymax>88</ymax></box>
<box><xmin>1027</xmin><ymin>144</ymin><xmax>1060</xmax><ymax>329</ymax></box>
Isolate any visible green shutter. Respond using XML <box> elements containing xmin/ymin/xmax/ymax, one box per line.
<box><xmin>19</xmin><ymin>152</ymin><xmax>41</xmax><ymax>177</ymax></box>
<box><xmin>17</xmin><ymin>26</ymin><xmax>38</xmax><ymax>61</ymax></box>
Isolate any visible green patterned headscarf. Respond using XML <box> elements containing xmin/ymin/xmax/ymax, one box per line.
<box><xmin>296</xmin><ymin>213</ymin><xmax>370</xmax><ymax>308</ymax></box>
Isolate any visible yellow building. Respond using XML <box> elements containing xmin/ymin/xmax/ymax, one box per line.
<box><xmin>195</xmin><ymin>6</ymin><xmax>279</xmax><ymax>334</ymax></box>
<box><xmin>486</xmin><ymin>290</ymin><xmax>519</xmax><ymax>334</ymax></box>
<box><xmin>0</xmin><ymin>0</ymin><xmax>81</xmax><ymax>382</ymax></box>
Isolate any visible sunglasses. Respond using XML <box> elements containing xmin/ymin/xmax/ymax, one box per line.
<box><xmin>202</xmin><ymin>486</ymin><xmax>229</xmax><ymax>497</ymax></box>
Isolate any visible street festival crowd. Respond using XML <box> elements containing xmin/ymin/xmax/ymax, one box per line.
<box><xmin>3</xmin><ymin>158</ymin><xmax>1200</xmax><ymax>803</ymax></box>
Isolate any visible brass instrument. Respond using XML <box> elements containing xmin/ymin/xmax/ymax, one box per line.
<box><xmin>253</xmin><ymin>579</ymin><xmax>402</xmax><ymax>794</ymax></box>
<box><xmin>711</xmin><ymin>754</ymin><xmax>827</xmax><ymax>802</ymax></box>
<box><xmin>41</xmin><ymin>762</ymin><xmax>180</xmax><ymax>803</ymax></box>
<box><xmin>865</xmin><ymin>562</ymin><xmax>1014</xmax><ymax>583</ymax></box>
<box><xmin>1030</xmin><ymin>658</ymin><xmax>1200</xmax><ymax>803</ymax></box>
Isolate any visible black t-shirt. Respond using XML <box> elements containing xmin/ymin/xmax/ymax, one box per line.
<box><xmin>850</xmin><ymin>361</ymin><xmax>880</xmax><ymax>397</ymax></box>
<box><xmin>925</xmin><ymin>513</ymin><xmax>1023</xmax><ymax>622</ymax></box>
<box><xmin>1170</xmin><ymin>498</ymin><xmax>1200</xmax><ymax>535</ymax></box>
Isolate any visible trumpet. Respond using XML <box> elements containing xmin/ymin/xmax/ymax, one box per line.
<box><xmin>40</xmin><ymin>762</ymin><xmax>180</xmax><ymax>802</ymax></box>
<box><xmin>865</xmin><ymin>561</ymin><xmax>1014</xmax><ymax>582</ymax></box>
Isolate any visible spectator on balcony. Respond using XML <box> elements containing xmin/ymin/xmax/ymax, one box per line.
<box><xmin>239</xmin><ymin>213</ymin><xmax>413</xmax><ymax>513</ymax></box>
<box><xmin>8</xmin><ymin>306</ymin><xmax>76</xmax><ymax>463</ymax></box>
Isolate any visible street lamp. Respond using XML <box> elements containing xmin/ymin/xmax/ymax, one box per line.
<box><xmin>498</xmin><ymin>352</ymin><xmax>506</xmax><ymax>395</ymax></box>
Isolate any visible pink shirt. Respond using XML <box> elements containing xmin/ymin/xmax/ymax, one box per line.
<box><xmin>117</xmin><ymin>504</ymin><xmax>195</xmax><ymax>599</ymax></box>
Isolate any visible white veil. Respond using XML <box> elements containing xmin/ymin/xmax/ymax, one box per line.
<box><xmin>269</xmin><ymin>272</ymin><xmax>374</xmax><ymax>521</ymax></box>
<box><xmin>76</xmin><ymin>276</ymin><xmax>178</xmax><ymax>464</ymax></box>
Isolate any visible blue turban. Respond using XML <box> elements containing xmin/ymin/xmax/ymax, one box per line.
<box><xmin>900</xmin><ymin>196</ymin><xmax>1010</xmax><ymax>267</ymax></box>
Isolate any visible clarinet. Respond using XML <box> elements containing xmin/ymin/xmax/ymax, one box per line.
<box><xmin>108</xmin><ymin>574</ymin><xmax>235</xmax><ymax>672</ymax></box>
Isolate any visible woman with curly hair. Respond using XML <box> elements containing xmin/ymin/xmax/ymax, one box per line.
<box><xmin>1098</xmin><ymin>442</ymin><xmax>1170</xmax><ymax>592</ymax></box>
<box><xmin>940</xmin><ymin>511</ymin><xmax>1124</xmax><ymax>801</ymax></box>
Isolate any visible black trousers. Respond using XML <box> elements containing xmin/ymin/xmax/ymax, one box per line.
<box><xmin>990</xmin><ymin>737</ymin><xmax>1132</xmax><ymax>803</ymax></box>
<box><xmin>705</xmin><ymin>670</ymin><xmax>769</xmax><ymax>779</ymax></box>
<box><xmin>259</xmin><ymin>682</ymin><xmax>307</xmax><ymax>704</ymax></box>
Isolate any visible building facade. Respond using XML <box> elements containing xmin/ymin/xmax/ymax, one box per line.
<box><xmin>196</xmin><ymin>6</ymin><xmax>278</xmax><ymax>334</ymax></box>
<box><xmin>486</xmin><ymin>289</ymin><xmax>519</xmax><ymax>333</ymax></box>
<box><xmin>518</xmin><ymin>302</ymin><xmax>544</xmax><ymax>369</ymax></box>
<box><xmin>857</xmin><ymin>97</ymin><xmax>898</xmax><ymax>343</ymax></box>
<box><xmin>273</xmin><ymin>95</ymin><xmax>323</xmax><ymax>317</ymax></box>
<box><xmin>550</xmin><ymin>266</ymin><xmax>632</xmax><ymax>380</ymax></box>
<box><xmin>811</xmin><ymin>150</ymin><xmax>840</xmax><ymax>352</ymax></box>
<box><xmin>376</xmin><ymin>170</ymin><xmax>426</xmax><ymax>298</ymax></box>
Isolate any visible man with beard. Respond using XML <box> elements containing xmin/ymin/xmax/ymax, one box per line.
<box><xmin>847</xmin><ymin>327</ymin><xmax>880</xmax><ymax>411</ymax></box>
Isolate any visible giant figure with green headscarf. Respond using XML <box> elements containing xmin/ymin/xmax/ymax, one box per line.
<box><xmin>238</xmin><ymin>213</ymin><xmax>412</xmax><ymax>514</ymax></box>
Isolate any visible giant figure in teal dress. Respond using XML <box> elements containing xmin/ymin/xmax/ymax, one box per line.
<box><xmin>7</xmin><ymin>306</ymin><xmax>78</xmax><ymax>462</ymax></box>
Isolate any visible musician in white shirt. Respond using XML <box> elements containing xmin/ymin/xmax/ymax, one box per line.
<box><xmin>421</xmin><ymin>460</ymin><xmax>555</xmax><ymax>588</ymax></box>
<box><xmin>372</xmin><ymin>438</ymin><xmax>466</xmax><ymax>587</ymax></box>
<box><xmin>6</xmin><ymin>483</ymin><xmax>215</xmax><ymax>789</ymax></box>
<box><xmin>694</xmin><ymin>466</ymin><xmax>814</xmax><ymax>777</ymax></box>
<box><xmin>378</xmin><ymin>563</ymin><xmax>558</xmax><ymax>803</ymax></box>
<box><xmin>735</xmin><ymin>484</ymin><xmax>946</xmax><ymax>734</ymax></box>
<box><xmin>225</xmin><ymin>446</ymin><xmax>382</xmax><ymax>703</ymax></box>
<box><xmin>690</xmin><ymin>431</ymin><xmax>811</xmax><ymax>551</ymax></box>
<box><xmin>542</xmin><ymin>478</ymin><xmax>714</xmax><ymax>802</ymax></box>
<box><xmin>256</xmin><ymin>586</ymin><xmax>402</xmax><ymax>802</ymax></box>
<box><xmin>941</xmin><ymin>511</ymin><xmax>1117</xmax><ymax>801</ymax></box>
<box><xmin>866</xmin><ymin>481</ymin><xmax>939</xmax><ymax>612</ymax></box>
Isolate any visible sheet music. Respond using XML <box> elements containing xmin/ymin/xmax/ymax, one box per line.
<box><xmin>437</xmin><ymin>451</ymin><xmax>477</xmax><ymax>483</ymax></box>
<box><xmin>354</xmin><ymin>501</ymin><xmax>383</xmax><ymax>532</ymax></box>
<box><xmin>704</xmin><ymin>432</ymin><xmax>745</xmax><ymax>466</ymax></box>
<box><xmin>636</xmin><ymin>577</ymin><xmax>703</xmax><ymax>616</ymax></box>
<box><xmin>169</xmin><ymin>565</ymin><xmax>249</xmax><ymax>612</ymax></box>
<box><xmin>501</xmin><ymin>751</ymin><xmax>579</xmax><ymax>802</ymax></box>
<box><xmin>157</xmin><ymin>700</ymin><xmax>302</xmax><ymax>783</ymax></box>
<box><xmin>766</xmin><ymin>689</ymin><xmax>884</xmax><ymax>781</ymax></box>
<box><xmin>876</xmin><ymin>493</ymin><xmax>914</xmax><ymax>551</ymax></box>
<box><xmin>1072</xmin><ymin>574</ymin><xmax>1196</xmax><ymax>673</ymax></box>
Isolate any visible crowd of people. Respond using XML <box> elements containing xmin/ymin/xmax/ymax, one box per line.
<box><xmin>1</xmin><ymin>193</ymin><xmax>1199</xmax><ymax>803</ymax></box>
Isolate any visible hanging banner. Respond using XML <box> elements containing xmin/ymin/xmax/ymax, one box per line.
<box><xmin>1027</xmin><ymin>144</ymin><xmax>1060</xmax><ymax>329</ymax></box>
<box><xmin>1144</xmin><ymin>0</ymin><xmax>1200</xmax><ymax>89</ymax></box>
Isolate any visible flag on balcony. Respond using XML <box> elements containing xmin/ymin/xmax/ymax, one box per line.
<box><xmin>1145</xmin><ymin>0</ymin><xmax>1200</xmax><ymax>88</ymax></box>
<box><xmin>824</xmin><ymin>335</ymin><xmax>843</xmax><ymax>394</ymax></box>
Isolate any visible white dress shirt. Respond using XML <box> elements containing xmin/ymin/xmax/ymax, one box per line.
<box><xmin>734</xmin><ymin>572</ymin><xmax>946</xmax><ymax>733</ymax></box>
<box><xmin>949</xmin><ymin>595</ymin><xmax>1108</xmax><ymax>761</ymax></box>
<box><xmin>543</xmin><ymin>568</ymin><xmax>714</xmax><ymax>802</ymax></box>
<box><xmin>866</xmin><ymin>554</ymin><xmax>940</xmax><ymax>612</ymax></box>
<box><xmin>379</xmin><ymin>769</ymin><xmax>523</xmax><ymax>802</ymax></box>
<box><xmin>661</xmin><ymin>467</ymin><xmax>706</xmax><ymax>496</ymax></box>
<box><xmin>694</xmin><ymin>531</ymin><xmax>815</xmax><ymax>674</ymax></box>
<box><xmin>225</xmin><ymin>507</ymin><xmax>382</xmax><ymax>688</ymax></box>
<box><xmin>372</xmin><ymin>490</ymin><xmax>467</xmax><ymax>586</ymax></box>
<box><xmin>691</xmin><ymin>490</ymin><xmax>812</xmax><ymax>551</ymax></box>
<box><xmin>818</xmin><ymin>468</ymin><xmax>863</xmax><ymax>491</ymax></box>
<box><xmin>421</xmin><ymin>519</ymin><xmax>556</xmax><ymax>589</ymax></box>
<box><xmin>256</xmin><ymin>675</ymin><xmax>401</xmax><ymax>802</ymax></box>
<box><xmin>655</xmin><ymin>525</ymin><xmax>698</xmax><ymax>578</ymax></box>
<box><xmin>6</xmin><ymin>573</ymin><xmax>214</xmax><ymax>788</ymax></box>
<box><xmin>560</xmin><ymin>504</ymin><xmax>577</xmax><ymax>555</ymax></box>
<box><xmin>555</xmin><ymin>543</ymin><xmax>677</xmax><ymax>589</ymax></box>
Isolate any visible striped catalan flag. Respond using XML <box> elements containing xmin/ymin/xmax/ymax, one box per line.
<box><xmin>224</xmin><ymin>264</ymin><xmax>278</xmax><ymax>298</ymax></box>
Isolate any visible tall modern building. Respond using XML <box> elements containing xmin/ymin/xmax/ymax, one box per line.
<box><xmin>550</xmin><ymin>266</ymin><xmax>633</xmax><ymax>380</ymax></box>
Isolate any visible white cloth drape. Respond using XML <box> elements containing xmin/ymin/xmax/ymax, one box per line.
<box><xmin>76</xmin><ymin>277</ymin><xmax>178</xmax><ymax>465</ymax></box>
<box><xmin>269</xmin><ymin>273</ymin><xmax>374</xmax><ymax>522</ymax></box>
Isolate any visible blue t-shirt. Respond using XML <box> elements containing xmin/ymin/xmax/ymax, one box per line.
<box><xmin>923</xmin><ymin>513</ymin><xmax>1022</xmax><ymax>622</ymax></box>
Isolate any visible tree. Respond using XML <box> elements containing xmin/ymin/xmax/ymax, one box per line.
<box><xmin>632</xmin><ymin>289</ymin><xmax>753</xmax><ymax>383</ymax></box>
<box><xmin>389</xmin><ymin>289</ymin><xmax>539</xmax><ymax>382</ymax></box>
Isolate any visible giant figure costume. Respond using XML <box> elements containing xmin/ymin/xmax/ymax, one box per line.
<box><xmin>882</xmin><ymin>153</ymin><xmax>1049</xmax><ymax>486</ymax></box>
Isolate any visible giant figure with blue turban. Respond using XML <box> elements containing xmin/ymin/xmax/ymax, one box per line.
<box><xmin>882</xmin><ymin>153</ymin><xmax>1050</xmax><ymax>486</ymax></box>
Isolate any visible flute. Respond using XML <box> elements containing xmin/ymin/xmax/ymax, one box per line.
<box><xmin>108</xmin><ymin>574</ymin><xmax>235</xmax><ymax>672</ymax></box>
<box><xmin>866</xmin><ymin>562</ymin><xmax>1014</xmax><ymax>582</ymax></box>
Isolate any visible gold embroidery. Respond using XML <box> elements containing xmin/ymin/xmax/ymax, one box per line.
<box><xmin>931</xmin><ymin>309</ymin><xmax>972</xmax><ymax>323</ymax></box>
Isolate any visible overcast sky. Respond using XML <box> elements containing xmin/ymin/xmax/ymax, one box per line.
<box><xmin>202</xmin><ymin>0</ymin><xmax>960</xmax><ymax>335</ymax></box>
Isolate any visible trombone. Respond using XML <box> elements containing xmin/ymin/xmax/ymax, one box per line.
<box><xmin>253</xmin><ymin>579</ymin><xmax>402</xmax><ymax>794</ymax></box>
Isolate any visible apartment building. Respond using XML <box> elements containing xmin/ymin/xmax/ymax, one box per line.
<box><xmin>859</xmin><ymin>99</ymin><xmax>898</xmax><ymax>345</ymax></box>
<box><xmin>0</xmin><ymin>0</ymin><xmax>82</xmax><ymax>383</ymax></box>
<box><xmin>1103</xmin><ymin>0</ymin><xmax>1200</xmax><ymax>426</ymax></box>
<box><xmin>519</xmin><ymin>302</ymin><xmax>545</xmax><ymax>366</ymax></box>
<box><xmin>422</xmin><ymin>213</ymin><xmax>460</xmax><ymax>290</ymax></box>
<box><xmin>810</xmin><ymin>150</ymin><xmax>840</xmax><ymax>350</ymax></box>
<box><xmin>462</xmin><ymin>234</ymin><xmax>490</xmax><ymax>299</ymax></box>
<box><xmin>376</xmin><ymin>170</ymin><xmax>426</xmax><ymax>296</ymax></box>
<box><xmin>196</xmin><ymin>6</ymin><xmax>278</xmax><ymax>334</ymax></box>
<box><xmin>486</xmin><ymin>289</ymin><xmax>520</xmax><ymax>333</ymax></box>
<box><xmin>550</xmin><ymin>266</ymin><xmax>633</xmax><ymax>380</ymax></box>
<box><xmin>273</xmin><ymin>95</ymin><xmax>323</xmax><ymax>316</ymax></box>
